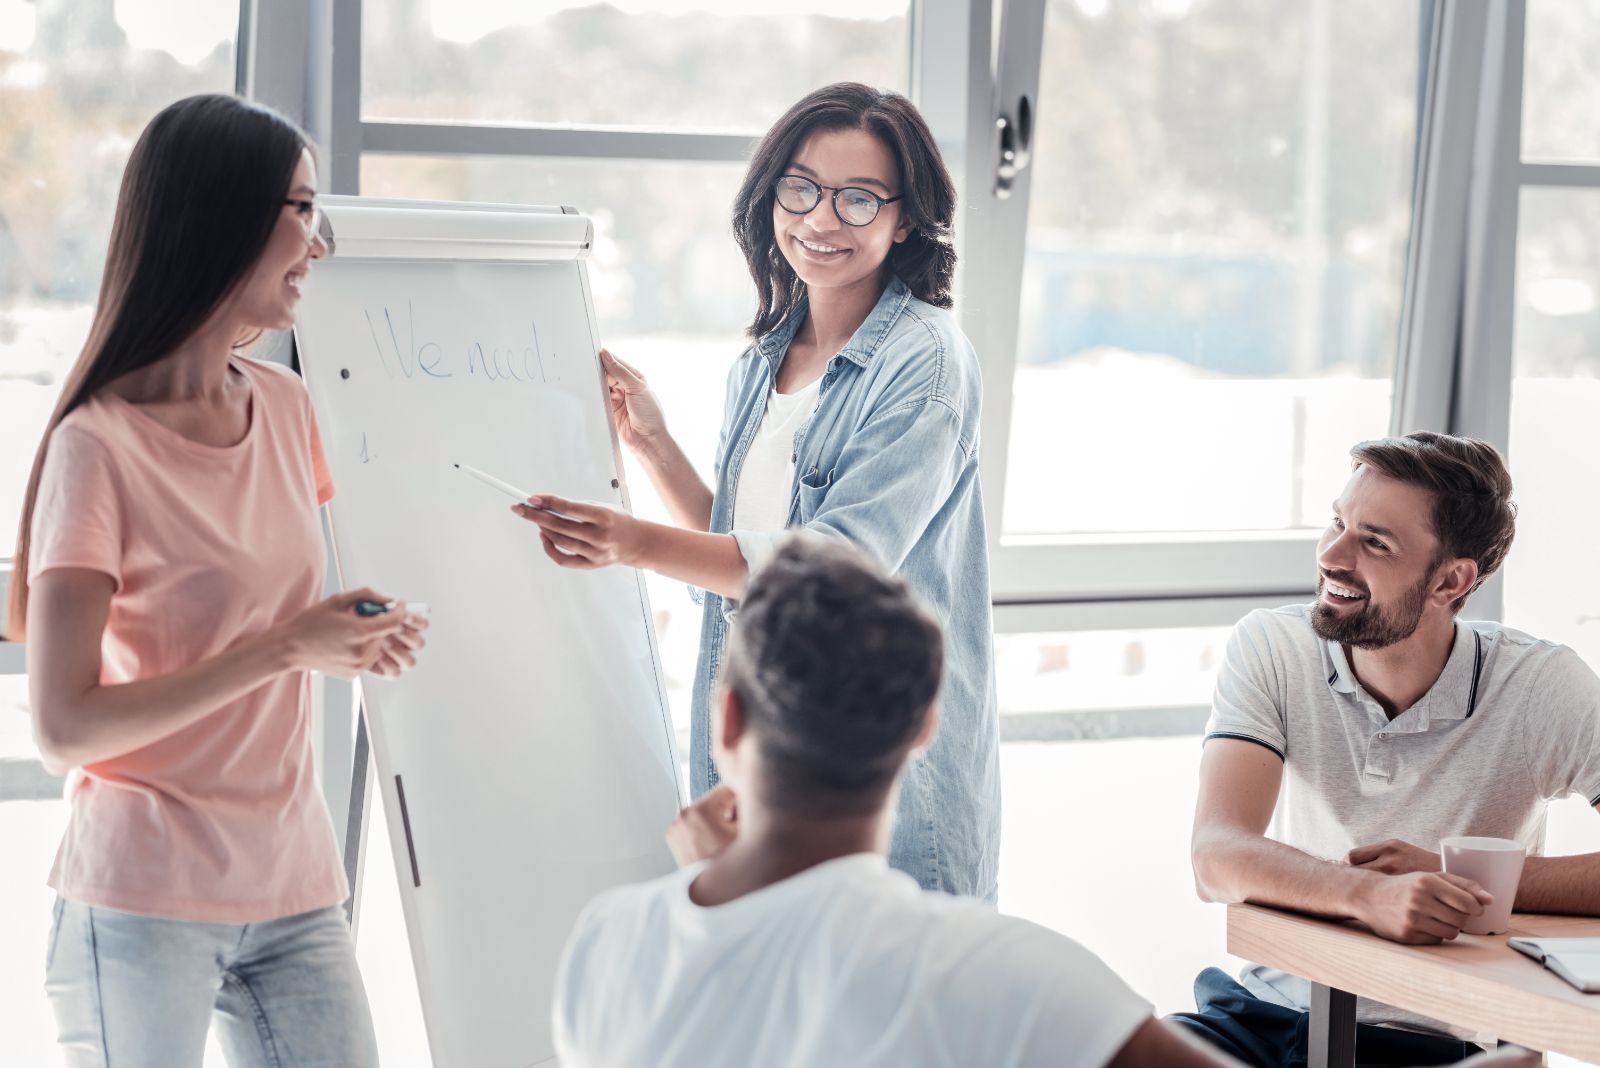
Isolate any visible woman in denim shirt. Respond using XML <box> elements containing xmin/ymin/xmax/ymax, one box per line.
<box><xmin>516</xmin><ymin>83</ymin><xmax>999</xmax><ymax>900</ymax></box>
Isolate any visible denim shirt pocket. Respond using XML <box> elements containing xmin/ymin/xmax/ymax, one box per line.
<box><xmin>795</xmin><ymin>465</ymin><xmax>835</xmax><ymax>524</ymax></box>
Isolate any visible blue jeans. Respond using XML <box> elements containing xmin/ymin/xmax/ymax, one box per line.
<box><xmin>45</xmin><ymin>898</ymin><xmax>379</xmax><ymax>1068</ymax></box>
<box><xmin>1170</xmin><ymin>967</ymin><xmax>1475</xmax><ymax>1068</ymax></box>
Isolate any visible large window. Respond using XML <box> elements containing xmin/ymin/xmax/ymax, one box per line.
<box><xmin>1520</xmin><ymin>0</ymin><xmax>1600</xmax><ymax>164</ymax></box>
<box><xmin>1472</xmin><ymin>2</ymin><xmax>1600</xmax><ymax>682</ymax></box>
<box><xmin>0</xmin><ymin>0</ymin><xmax>239</xmax><ymax>559</ymax></box>
<box><xmin>1004</xmin><ymin>0</ymin><xmax>1424</xmax><ymax>538</ymax></box>
<box><xmin>1505</xmin><ymin>188</ymin><xmax>1600</xmax><ymax>666</ymax></box>
<box><xmin>361</xmin><ymin>0</ymin><xmax>909</xmax><ymax>129</ymax></box>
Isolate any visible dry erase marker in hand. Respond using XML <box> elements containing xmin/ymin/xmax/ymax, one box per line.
<box><xmin>454</xmin><ymin>463</ymin><xmax>532</xmax><ymax>504</ymax></box>
<box><xmin>453</xmin><ymin>463</ymin><xmax>576</xmax><ymax>520</ymax></box>
<box><xmin>353</xmin><ymin>599</ymin><xmax>431</xmax><ymax>618</ymax></box>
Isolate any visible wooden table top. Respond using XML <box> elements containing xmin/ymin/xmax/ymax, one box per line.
<box><xmin>1227</xmin><ymin>903</ymin><xmax>1600</xmax><ymax>1062</ymax></box>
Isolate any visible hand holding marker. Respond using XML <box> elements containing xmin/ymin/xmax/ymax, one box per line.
<box><xmin>353</xmin><ymin>598</ymin><xmax>431</xmax><ymax>619</ymax></box>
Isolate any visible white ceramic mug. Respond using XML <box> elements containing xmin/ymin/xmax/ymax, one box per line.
<box><xmin>1440</xmin><ymin>836</ymin><xmax>1526</xmax><ymax>936</ymax></box>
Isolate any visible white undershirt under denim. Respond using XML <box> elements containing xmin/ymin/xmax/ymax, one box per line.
<box><xmin>553</xmin><ymin>853</ymin><xmax>1152</xmax><ymax>1068</ymax></box>
<box><xmin>731</xmin><ymin>374</ymin><xmax>821</xmax><ymax>537</ymax></box>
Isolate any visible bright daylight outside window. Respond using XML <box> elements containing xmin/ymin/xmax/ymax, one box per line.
<box><xmin>1504</xmin><ymin>2</ymin><xmax>1600</xmax><ymax>669</ymax></box>
<box><xmin>1504</xmin><ymin>188</ymin><xmax>1600</xmax><ymax>668</ymax></box>
<box><xmin>1520</xmin><ymin>0</ymin><xmax>1600</xmax><ymax>164</ymax></box>
<box><xmin>362</xmin><ymin>0</ymin><xmax>908</xmax><ymax>129</ymax></box>
<box><xmin>0</xmin><ymin>0</ymin><xmax>239</xmax><ymax>559</ymax></box>
<box><xmin>0</xmin><ymin>3</ymin><xmax>240</xmax><ymax>1062</ymax></box>
<box><xmin>1004</xmin><ymin>0</ymin><xmax>1425</xmax><ymax>536</ymax></box>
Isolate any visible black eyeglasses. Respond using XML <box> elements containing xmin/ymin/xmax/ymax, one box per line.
<box><xmin>283</xmin><ymin>198</ymin><xmax>334</xmax><ymax>253</ymax></box>
<box><xmin>774</xmin><ymin>175</ymin><xmax>903</xmax><ymax>227</ymax></box>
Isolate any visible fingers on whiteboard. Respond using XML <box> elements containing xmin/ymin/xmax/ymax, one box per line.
<box><xmin>600</xmin><ymin>349</ymin><xmax>645</xmax><ymax>385</ymax></box>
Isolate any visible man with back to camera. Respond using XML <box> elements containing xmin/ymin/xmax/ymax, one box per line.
<box><xmin>1180</xmin><ymin>431</ymin><xmax>1600</xmax><ymax>1066</ymax></box>
<box><xmin>549</xmin><ymin>533</ymin><xmax>1535</xmax><ymax>1068</ymax></box>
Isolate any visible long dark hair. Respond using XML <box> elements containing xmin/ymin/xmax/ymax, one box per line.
<box><xmin>7</xmin><ymin>94</ymin><xmax>309</xmax><ymax>640</ymax></box>
<box><xmin>732</xmin><ymin>83</ymin><xmax>958</xmax><ymax>339</ymax></box>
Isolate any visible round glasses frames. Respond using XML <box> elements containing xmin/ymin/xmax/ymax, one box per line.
<box><xmin>774</xmin><ymin>175</ymin><xmax>903</xmax><ymax>228</ymax></box>
<box><xmin>283</xmin><ymin>198</ymin><xmax>335</xmax><ymax>253</ymax></box>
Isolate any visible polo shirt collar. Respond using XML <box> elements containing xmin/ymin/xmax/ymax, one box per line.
<box><xmin>1323</xmin><ymin>622</ymin><xmax>1486</xmax><ymax>722</ymax></box>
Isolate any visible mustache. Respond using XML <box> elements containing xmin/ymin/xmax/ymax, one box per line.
<box><xmin>1319</xmin><ymin>570</ymin><xmax>1369</xmax><ymax>596</ymax></box>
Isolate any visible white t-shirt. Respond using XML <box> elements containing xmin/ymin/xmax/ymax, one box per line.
<box><xmin>552</xmin><ymin>853</ymin><xmax>1152</xmax><ymax>1068</ymax></box>
<box><xmin>732</xmin><ymin>376</ymin><xmax>821</xmax><ymax>534</ymax></box>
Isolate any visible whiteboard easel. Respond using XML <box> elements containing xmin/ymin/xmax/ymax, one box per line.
<box><xmin>295</xmin><ymin>196</ymin><xmax>682</xmax><ymax>1068</ymax></box>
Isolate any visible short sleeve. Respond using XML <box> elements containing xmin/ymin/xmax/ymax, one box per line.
<box><xmin>28</xmin><ymin>424</ymin><xmax>124</xmax><ymax>590</ymax></box>
<box><xmin>1521</xmin><ymin>648</ymin><xmax>1600</xmax><ymax>806</ymax></box>
<box><xmin>308</xmin><ymin>404</ymin><xmax>334</xmax><ymax>506</ymax></box>
<box><xmin>1204</xmin><ymin>611</ymin><xmax>1289</xmax><ymax>760</ymax></box>
<box><xmin>966</xmin><ymin>917</ymin><xmax>1152</xmax><ymax>1068</ymax></box>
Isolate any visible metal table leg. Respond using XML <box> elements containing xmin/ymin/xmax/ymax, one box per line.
<box><xmin>1308</xmin><ymin>982</ymin><xmax>1357</xmax><ymax>1068</ymax></box>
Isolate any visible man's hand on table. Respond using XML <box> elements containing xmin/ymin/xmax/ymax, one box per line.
<box><xmin>1355</xmin><ymin>869</ymin><xmax>1494</xmax><ymax>944</ymax></box>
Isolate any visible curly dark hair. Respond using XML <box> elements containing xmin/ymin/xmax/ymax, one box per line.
<box><xmin>720</xmin><ymin>535</ymin><xmax>944</xmax><ymax>816</ymax></box>
<box><xmin>1349</xmin><ymin>431</ymin><xmax>1517</xmax><ymax>612</ymax></box>
<box><xmin>732</xmin><ymin>82</ymin><xmax>958</xmax><ymax>339</ymax></box>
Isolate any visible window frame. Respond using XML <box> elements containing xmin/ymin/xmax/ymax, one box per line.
<box><xmin>0</xmin><ymin>0</ymin><xmax>1537</xmax><ymax>813</ymax></box>
<box><xmin>967</xmin><ymin>0</ymin><xmax>1477</xmax><ymax>606</ymax></box>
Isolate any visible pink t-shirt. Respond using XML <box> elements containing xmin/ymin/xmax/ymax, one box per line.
<box><xmin>29</xmin><ymin>356</ymin><xmax>348</xmax><ymax>922</ymax></box>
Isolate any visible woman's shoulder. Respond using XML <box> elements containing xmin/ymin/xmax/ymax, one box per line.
<box><xmin>871</xmin><ymin>294</ymin><xmax>981</xmax><ymax>412</ymax></box>
<box><xmin>55</xmin><ymin>394</ymin><xmax>129</xmax><ymax>456</ymax></box>
<box><xmin>236</xmin><ymin>353</ymin><xmax>308</xmax><ymax>393</ymax></box>
<box><xmin>236</xmin><ymin>354</ymin><xmax>315</xmax><ymax>417</ymax></box>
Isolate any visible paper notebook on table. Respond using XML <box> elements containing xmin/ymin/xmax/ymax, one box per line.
<box><xmin>1507</xmin><ymin>937</ymin><xmax>1600</xmax><ymax>993</ymax></box>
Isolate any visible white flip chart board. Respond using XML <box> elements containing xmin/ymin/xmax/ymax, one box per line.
<box><xmin>294</xmin><ymin>196</ymin><xmax>683</xmax><ymax>1068</ymax></box>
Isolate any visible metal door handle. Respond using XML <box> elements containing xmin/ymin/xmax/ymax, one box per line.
<box><xmin>995</xmin><ymin>93</ymin><xmax>1035</xmax><ymax>197</ymax></box>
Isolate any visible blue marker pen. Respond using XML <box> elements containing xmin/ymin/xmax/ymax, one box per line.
<box><xmin>353</xmin><ymin>599</ymin><xmax>430</xmax><ymax>618</ymax></box>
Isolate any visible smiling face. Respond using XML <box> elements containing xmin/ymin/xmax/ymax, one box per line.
<box><xmin>772</xmin><ymin>126</ymin><xmax>911</xmax><ymax>298</ymax></box>
<box><xmin>233</xmin><ymin>148</ymin><xmax>326</xmax><ymax>331</ymax></box>
<box><xmin>1312</xmin><ymin>465</ymin><xmax>1458</xmax><ymax>649</ymax></box>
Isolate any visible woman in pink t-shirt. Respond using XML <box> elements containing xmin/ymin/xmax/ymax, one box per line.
<box><xmin>9</xmin><ymin>95</ymin><xmax>426</xmax><ymax>1067</ymax></box>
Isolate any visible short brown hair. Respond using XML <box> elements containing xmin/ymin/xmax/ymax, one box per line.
<box><xmin>721</xmin><ymin>534</ymin><xmax>943</xmax><ymax>816</ymax></box>
<box><xmin>1349</xmin><ymin>431</ymin><xmax>1516</xmax><ymax>611</ymax></box>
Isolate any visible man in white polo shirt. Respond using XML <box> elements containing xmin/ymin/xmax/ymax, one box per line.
<box><xmin>1181</xmin><ymin>432</ymin><xmax>1600</xmax><ymax>1066</ymax></box>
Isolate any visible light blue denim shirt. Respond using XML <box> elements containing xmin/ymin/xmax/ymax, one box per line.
<box><xmin>691</xmin><ymin>275</ymin><xmax>1001</xmax><ymax>900</ymax></box>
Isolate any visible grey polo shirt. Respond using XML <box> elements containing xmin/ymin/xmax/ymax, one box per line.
<box><xmin>1204</xmin><ymin>603</ymin><xmax>1600</xmax><ymax>1032</ymax></box>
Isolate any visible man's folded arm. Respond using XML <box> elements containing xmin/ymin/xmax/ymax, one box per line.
<box><xmin>1191</xmin><ymin>737</ymin><xmax>1369</xmax><ymax>916</ymax></box>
